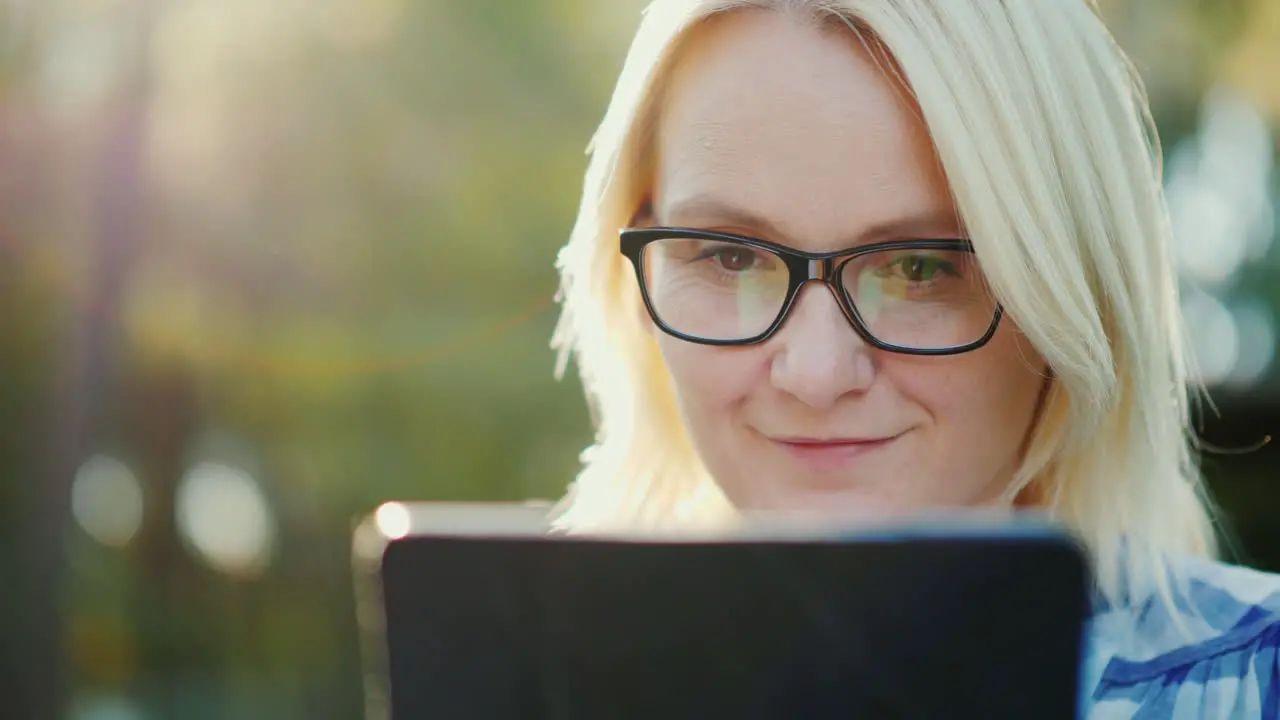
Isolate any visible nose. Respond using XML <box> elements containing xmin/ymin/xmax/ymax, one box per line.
<box><xmin>769</xmin><ymin>283</ymin><xmax>875</xmax><ymax>410</ymax></box>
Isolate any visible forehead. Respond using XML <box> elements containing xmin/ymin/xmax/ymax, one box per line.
<box><xmin>653</xmin><ymin>10</ymin><xmax>959</xmax><ymax>249</ymax></box>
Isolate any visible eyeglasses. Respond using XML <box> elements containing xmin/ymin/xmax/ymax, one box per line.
<box><xmin>620</xmin><ymin>227</ymin><xmax>1003</xmax><ymax>356</ymax></box>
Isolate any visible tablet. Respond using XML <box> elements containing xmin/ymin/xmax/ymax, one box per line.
<box><xmin>354</xmin><ymin>503</ymin><xmax>1090</xmax><ymax>720</ymax></box>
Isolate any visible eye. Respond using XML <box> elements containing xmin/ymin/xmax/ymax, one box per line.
<box><xmin>713</xmin><ymin>247</ymin><xmax>756</xmax><ymax>271</ymax></box>
<box><xmin>885</xmin><ymin>254</ymin><xmax>956</xmax><ymax>283</ymax></box>
<box><xmin>695</xmin><ymin>244</ymin><xmax>767</xmax><ymax>272</ymax></box>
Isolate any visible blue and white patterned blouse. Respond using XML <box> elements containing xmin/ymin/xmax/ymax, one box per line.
<box><xmin>1083</xmin><ymin>555</ymin><xmax>1280</xmax><ymax>718</ymax></box>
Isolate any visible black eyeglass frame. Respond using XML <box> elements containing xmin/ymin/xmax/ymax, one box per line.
<box><xmin>619</xmin><ymin>226</ymin><xmax>1004</xmax><ymax>356</ymax></box>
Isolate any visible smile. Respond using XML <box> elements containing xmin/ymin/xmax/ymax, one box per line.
<box><xmin>768</xmin><ymin>434</ymin><xmax>901</xmax><ymax>468</ymax></box>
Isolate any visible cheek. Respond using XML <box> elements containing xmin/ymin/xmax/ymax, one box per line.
<box><xmin>887</xmin><ymin>327</ymin><xmax>1046</xmax><ymax>451</ymax></box>
<box><xmin>657</xmin><ymin>338</ymin><xmax>762</xmax><ymax>421</ymax></box>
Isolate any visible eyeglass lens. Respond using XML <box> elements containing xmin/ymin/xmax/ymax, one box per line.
<box><xmin>640</xmin><ymin>236</ymin><xmax>997</xmax><ymax>349</ymax></box>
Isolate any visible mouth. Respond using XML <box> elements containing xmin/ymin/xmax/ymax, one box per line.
<box><xmin>768</xmin><ymin>434</ymin><xmax>900</xmax><ymax>467</ymax></box>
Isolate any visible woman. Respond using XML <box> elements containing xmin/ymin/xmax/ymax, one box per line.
<box><xmin>548</xmin><ymin>0</ymin><xmax>1279</xmax><ymax>715</ymax></box>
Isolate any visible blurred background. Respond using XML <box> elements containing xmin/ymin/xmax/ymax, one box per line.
<box><xmin>0</xmin><ymin>0</ymin><xmax>1277</xmax><ymax>717</ymax></box>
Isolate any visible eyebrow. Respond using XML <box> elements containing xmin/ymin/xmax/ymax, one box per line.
<box><xmin>657</xmin><ymin>194</ymin><xmax>966</xmax><ymax>245</ymax></box>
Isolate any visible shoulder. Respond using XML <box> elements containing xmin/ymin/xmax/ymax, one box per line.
<box><xmin>1086</xmin><ymin>555</ymin><xmax>1280</xmax><ymax>719</ymax></box>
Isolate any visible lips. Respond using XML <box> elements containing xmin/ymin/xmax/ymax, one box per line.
<box><xmin>770</xmin><ymin>436</ymin><xmax>895</xmax><ymax>446</ymax></box>
<box><xmin>768</xmin><ymin>433</ymin><xmax>900</xmax><ymax>468</ymax></box>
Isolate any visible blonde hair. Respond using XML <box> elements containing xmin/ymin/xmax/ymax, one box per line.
<box><xmin>549</xmin><ymin>0</ymin><xmax>1218</xmax><ymax>606</ymax></box>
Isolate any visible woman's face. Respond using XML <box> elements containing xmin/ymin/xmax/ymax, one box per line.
<box><xmin>649</xmin><ymin>10</ymin><xmax>1049</xmax><ymax>521</ymax></box>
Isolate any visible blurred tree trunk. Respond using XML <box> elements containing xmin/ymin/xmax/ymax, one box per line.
<box><xmin>2</xmin><ymin>2</ymin><xmax>153</xmax><ymax>715</ymax></box>
<box><xmin>124</xmin><ymin>361</ymin><xmax>201</xmax><ymax>719</ymax></box>
<box><xmin>0</xmin><ymin>6</ymin><xmax>54</xmax><ymax>717</ymax></box>
<box><xmin>0</xmin><ymin>249</ymin><xmax>61</xmax><ymax>719</ymax></box>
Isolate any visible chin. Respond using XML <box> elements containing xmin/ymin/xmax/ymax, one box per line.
<box><xmin>732</xmin><ymin>483</ymin><xmax>912</xmax><ymax>525</ymax></box>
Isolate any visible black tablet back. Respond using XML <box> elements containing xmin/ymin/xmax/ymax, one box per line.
<box><xmin>376</xmin><ymin>521</ymin><xmax>1089</xmax><ymax>720</ymax></box>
